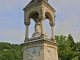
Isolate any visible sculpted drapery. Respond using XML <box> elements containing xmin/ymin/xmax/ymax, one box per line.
<box><xmin>30</xmin><ymin>18</ymin><xmax>49</xmax><ymax>40</ymax></box>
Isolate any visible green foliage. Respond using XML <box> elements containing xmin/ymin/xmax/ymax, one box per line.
<box><xmin>55</xmin><ymin>34</ymin><xmax>80</xmax><ymax>60</ymax></box>
<box><xmin>0</xmin><ymin>34</ymin><xmax>80</xmax><ymax>60</ymax></box>
<box><xmin>78</xmin><ymin>54</ymin><xmax>80</xmax><ymax>60</ymax></box>
<box><xmin>0</xmin><ymin>42</ymin><xmax>23</xmax><ymax>60</ymax></box>
<box><xmin>72</xmin><ymin>56</ymin><xmax>78</xmax><ymax>60</ymax></box>
<box><xmin>76</xmin><ymin>42</ymin><xmax>80</xmax><ymax>51</ymax></box>
<box><xmin>67</xmin><ymin>34</ymin><xmax>76</xmax><ymax>51</ymax></box>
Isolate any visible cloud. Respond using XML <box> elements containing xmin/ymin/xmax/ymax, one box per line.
<box><xmin>0</xmin><ymin>0</ymin><xmax>80</xmax><ymax>44</ymax></box>
<box><xmin>72</xmin><ymin>31</ymin><xmax>80</xmax><ymax>42</ymax></box>
<box><xmin>49</xmin><ymin>0</ymin><xmax>80</xmax><ymax>16</ymax></box>
<box><xmin>0</xmin><ymin>28</ymin><xmax>25</xmax><ymax>44</ymax></box>
<box><xmin>55</xmin><ymin>16</ymin><xmax>80</xmax><ymax>42</ymax></box>
<box><xmin>0</xmin><ymin>0</ymin><xmax>30</xmax><ymax>12</ymax></box>
<box><xmin>48</xmin><ymin>0</ymin><xmax>80</xmax><ymax>42</ymax></box>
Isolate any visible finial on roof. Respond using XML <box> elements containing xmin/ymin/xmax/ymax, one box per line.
<box><xmin>32</xmin><ymin>0</ymin><xmax>48</xmax><ymax>2</ymax></box>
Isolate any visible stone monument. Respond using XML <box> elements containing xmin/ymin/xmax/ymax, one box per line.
<box><xmin>22</xmin><ymin>0</ymin><xmax>58</xmax><ymax>60</ymax></box>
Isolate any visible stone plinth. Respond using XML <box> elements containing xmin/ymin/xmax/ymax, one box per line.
<box><xmin>22</xmin><ymin>39</ymin><xmax>58</xmax><ymax>60</ymax></box>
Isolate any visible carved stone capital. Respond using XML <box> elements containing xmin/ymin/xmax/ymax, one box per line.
<box><xmin>24</xmin><ymin>38</ymin><xmax>29</xmax><ymax>42</ymax></box>
<box><xmin>49</xmin><ymin>22</ymin><xmax>55</xmax><ymax>26</ymax></box>
<box><xmin>39</xmin><ymin>16</ymin><xmax>45</xmax><ymax>21</ymax></box>
<box><xmin>24</xmin><ymin>22</ymin><xmax>30</xmax><ymax>26</ymax></box>
<box><xmin>39</xmin><ymin>11</ymin><xmax>46</xmax><ymax>21</ymax></box>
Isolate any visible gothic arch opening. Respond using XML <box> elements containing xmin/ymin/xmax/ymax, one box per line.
<box><xmin>44</xmin><ymin>19</ymin><xmax>51</xmax><ymax>38</ymax></box>
<box><xmin>45</xmin><ymin>12</ymin><xmax>53</xmax><ymax>23</ymax></box>
<box><xmin>44</xmin><ymin>12</ymin><xmax>53</xmax><ymax>38</ymax></box>
<box><xmin>29</xmin><ymin>19</ymin><xmax>35</xmax><ymax>38</ymax></box>
<box><xmin>28</xmin><ymin>11</ymin><xmax>39</xmax><ymax>22</ymax></box>
<box><xmin>28</xmin><ymin>11</ymin><xmax>39</xmax><ymax>38</ymax></box>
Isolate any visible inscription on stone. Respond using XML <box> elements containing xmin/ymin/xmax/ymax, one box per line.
<box><xmin>27</xmin><ymin>46</ymin><xmax>40</xmax><ymax>57</ymax></box>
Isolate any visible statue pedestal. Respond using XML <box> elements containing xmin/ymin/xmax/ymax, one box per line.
<box><xmin>22</xmin><ymin>39</ymin><xmax>58</xmax><ymax>60</ymax></box>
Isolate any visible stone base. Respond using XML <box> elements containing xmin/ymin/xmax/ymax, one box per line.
<box><xmin>21</xmin><ymin>39</ymin><xmax>58</xmax><ymax>60</ymax></box>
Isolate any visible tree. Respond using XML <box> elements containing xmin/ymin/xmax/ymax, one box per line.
<box><xmin>55</xmin><ymin>35</ymin><xmax>77</xmax><ymax>60</ymax></box>
<box><xmin>0</xmin><ymin>42</ymin><xmax>23</xmax><ymax>60</ymax></box>
<box><xmin>78</xmin><ymin>54</ymin><xmax>80</xmax><ymax>60</ymax></box>
<box><xmin>67</xmin><ymin>34</ymin><xmax>76</xmax><ymax>51</ymax></box>
<box><xmin>76</xmin><ymin>42</ymin><xmax>80</xmax><ymax>51</ymax></box>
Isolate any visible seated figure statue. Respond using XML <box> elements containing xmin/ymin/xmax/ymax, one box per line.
<box><xmin>30</xmin><ymin>18</ymin><xmax>49</xmax><ymax>40</ymax></box>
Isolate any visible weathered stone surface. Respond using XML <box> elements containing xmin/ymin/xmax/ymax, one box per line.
<box><xmin>22</xmin><ymin>39</ymin><xmax>58</xmax><ymax>60</ymax></box>
<box><xmin>22</xmin><ymin>0</ymin><xmax>58</xmax><ymax>60</ymax></box>
<box><xmin>30</xmin><ymin>18</ymin><xmax>49</xmax><ymax>40</ymax></box>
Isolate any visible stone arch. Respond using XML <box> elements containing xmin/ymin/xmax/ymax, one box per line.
<box><xmin>45</xmin><ymin>11</ymin><xmax>53</xmax><ymax>26</ymax></box>
<box><xmin>28</xmin><ymin>11</ymin><xmax>39</xmax><ymax>22</ymax></box>
<box><xmin>25</xmin><ymin>8</ymin><xmax>41</xmax><ymax>25</ymax></box>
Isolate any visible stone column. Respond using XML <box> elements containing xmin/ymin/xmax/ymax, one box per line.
<box><xmin>50</xmin><ymin>22</ymin><xmax>55</xmax><ymax>40</ymax></box>
<box><xmin>40</xmin><ymin>17</ymin><xmax>45</xmax><ymax>39</ymax></box>
<box><xmin>51</xmin><ymin>26</ymin><xmax>55</xmax><ymax>39</ymax></box>
<box><xmin>25</xmin><ymin>26</ymin><xmax>29</xmax><ymax>39</ymax></box>
<box><xmin>24</xmin><ymin>22</ymin><xmax>30</xmax><ymax>42</ymax></box>
<box><xmin>41</xmin><ymin>20</ymin><xmax>44</xmax><ymax>35</ymax></box>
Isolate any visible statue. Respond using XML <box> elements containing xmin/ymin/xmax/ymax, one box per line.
<box><xmin>30</xmin><ymin>18</ymin><xmax>49</xmax><ymax>40</ymax></box>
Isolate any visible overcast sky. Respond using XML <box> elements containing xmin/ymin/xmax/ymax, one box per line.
<box><xmin>0</xmin><ymin>0</ymin><xmax>80</xmax><ymax>44</ymax></box>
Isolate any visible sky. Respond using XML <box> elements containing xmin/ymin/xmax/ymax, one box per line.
<box><xmin>0</xmin><ymin>0</ymin><xmax>80</xmax><ymax>44</ymax></box>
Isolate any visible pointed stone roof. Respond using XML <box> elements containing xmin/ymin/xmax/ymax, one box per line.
<box><xmin>23</xmin><ymin>0</ymin><xmax>55</xmax><ymax>12</ymax></box>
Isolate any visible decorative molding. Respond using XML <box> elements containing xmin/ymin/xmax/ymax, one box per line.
<box><xmin>21</xmin><ymin>39</ymin><xmax>59</xmax><ymax>47</ymax></box>
<box><xmin>23</xmin><ymin>1</ymin><xmax>55</xmax><ymax>12</ymax></box>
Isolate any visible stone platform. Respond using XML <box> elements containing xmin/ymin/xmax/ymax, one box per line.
<box><xmin>22</xmin><ymin>39</ymin><xmax>58</xmax><ymax>60</ymax></box>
